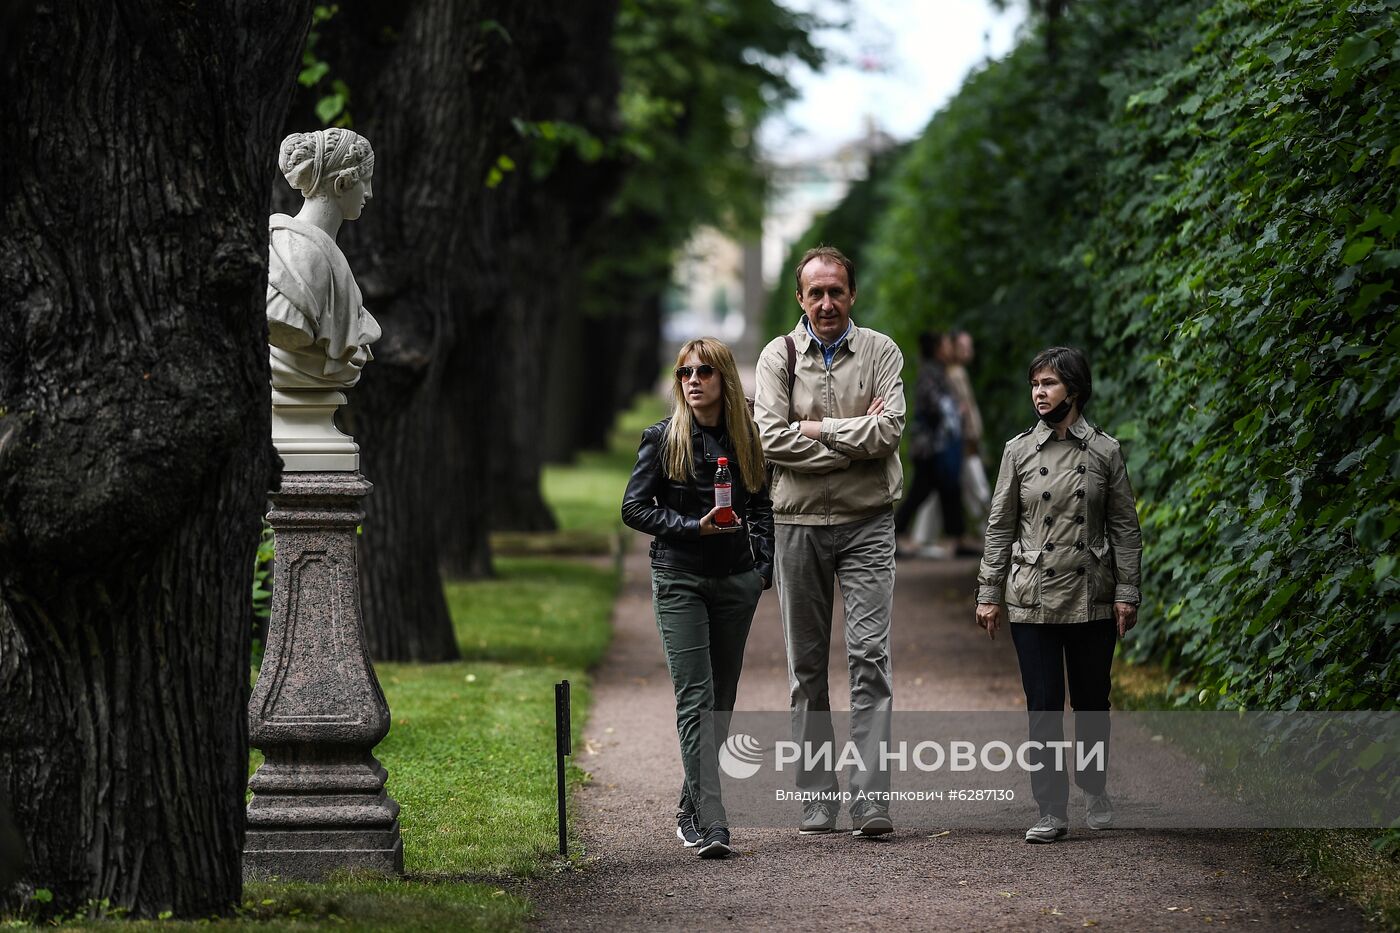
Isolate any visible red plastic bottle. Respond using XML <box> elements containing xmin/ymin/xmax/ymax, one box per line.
<box><xmin>713</xmin><ymin>457</ymin><xmax>738</xmax><ymax>527</ymax></box>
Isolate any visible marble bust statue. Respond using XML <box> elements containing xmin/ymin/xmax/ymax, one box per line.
<box><xmin>267</xmin><ymin>128</ymin><xmax>382</xmax><ymax>389</ymax></box>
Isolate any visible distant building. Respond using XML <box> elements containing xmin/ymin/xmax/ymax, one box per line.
<box><xmin>666</xmin><ymin>117</ymin><xmax>899</xmax><ymax>365</ymax></box>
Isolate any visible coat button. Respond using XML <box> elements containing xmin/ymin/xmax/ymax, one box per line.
<box><xmin>1079</xmin><ymin>442</ymin><xmax>1087</xmax><ymax>451</ymax></box>
<box><xmin>1075</xmin><ymin>489</ymin><xmax>1085</xmax><ymax>499</ymax></box>
<box><xmin>1044</xmin><ymin>515</ymin><xmax>1055</xmax><ymax>525</ymax></box>
<box><xmin>1077</xmin><ymin>464</ymin><xmax>1086</xmax><ymax>474</ymax></box>
<box><xmin>1042</xmin><ymin>491</ymin><xmax>1051</xmax><ymax>500</ymax></box>
<box><xmin>1046</xmin><ymin>542</ymin><xmax>1056</xmax><ymax>551</ymax></box>
<box><xmin>1039</xmin><ymin>467</ymin><xmax>1048</xmax><ymax>476</ymax></box>
<box><xmin>1075</xmin><ymin>516</ymin><xmax>1085</xmax><ymax>524</ymax></box>
<box><xmin>1046</xmin><ymin>568</ymin><xmax>1057</xmax><ymax>578</ymax></box>
<box><xmin>1077</xmin><ymin>567</ymin><xmax>1085</xmax><ymax>575</ymax></box>
<box><xmin>1075</xmin><ymin>541</ymin><xmax>1084</xmax><ymax>550</ymax></box>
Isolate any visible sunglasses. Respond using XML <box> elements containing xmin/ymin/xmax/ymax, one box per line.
<box><xmin>675</xmin><ymin>364</ymin><xmax>717</xmax><ymax>380</ymax></box>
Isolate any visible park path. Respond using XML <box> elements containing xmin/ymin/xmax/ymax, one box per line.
<box><xmin>527</xmin><ymin>545</ymin><xmax>1366</xmax><ymax>932</ymax></box>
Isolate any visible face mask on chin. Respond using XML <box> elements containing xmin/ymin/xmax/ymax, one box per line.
<box><xmin>1037</xmin><ymin>397</ymin><xmax>1075</xmax><ymax>426</ymax></box>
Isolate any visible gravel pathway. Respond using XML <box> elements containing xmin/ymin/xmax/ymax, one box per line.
<box><xmin>527</xmin><ymin>547</ymin><xmax>1365</xmax><ymax>931</ymax></box>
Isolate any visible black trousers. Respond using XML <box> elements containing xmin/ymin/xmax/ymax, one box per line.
<box><xmin>1009</xmin><ymin>620</ymin><xmax>1116</xmax><ymax>819</ymax></box>
<box><xmin>893</xmin><ymin>449</ymin><xmax>965</xmax><ymax>538</ymax></box>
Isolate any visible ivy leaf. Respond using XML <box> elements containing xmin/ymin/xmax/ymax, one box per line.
<box><xmin>298</xmin><ymin>61</ymin><xmax>330</xmax><ymax>87</ymax></box>
<box><xmin>1333</xmin><ymin>36</ymin><xmax>1379</xmax><ymax>72</ymax></box>
<box><xmin>1374</xmin><ymin>555</ymin><xmax>1396</xmax><ymax>586</ymax></box>
<box><xmin>480</xmin><ymin>19</ymin><xmax>512</xmax><ymax>43</ymax></box>
<box><xmin>1126</xmin><ymin>85</ymin><xmax>1168</xmax><ymax>110</ymax></box>
<box><xmin>315</xmin><ymin>94</ymin><xmax>346</xmax><ymax>125</ymax></box>
<box><xmin>1342</xmin><ymin>238</ymin><xmax>1375</xmax><ymax>265</ymax></box>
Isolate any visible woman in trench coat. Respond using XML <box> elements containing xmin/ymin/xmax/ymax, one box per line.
<box><xmin>974</xmin><ymin>346</ymin><xmax>1143</xmax><ymax>844</ymax></box>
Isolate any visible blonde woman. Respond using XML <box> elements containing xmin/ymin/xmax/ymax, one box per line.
<box><xmin>621</xmin><ymin>337</ymin><xmax>774</xmax><ymax>859</ymax></box>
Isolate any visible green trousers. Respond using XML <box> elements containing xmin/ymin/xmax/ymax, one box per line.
<box><xmin>651</xmin><ymin>565</ymin><xmax>764</xmax><ymax>831</ymax></box>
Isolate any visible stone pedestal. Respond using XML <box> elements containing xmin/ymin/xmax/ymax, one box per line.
<box><xmin>244</xmin><ymin>472</ymin><xmax>404</xmax><ymax>881</ymax></box>
<box><xmin>270</xmin><ymin>388</ymin><xmax>360</xmax><ymax>472</ymax></box>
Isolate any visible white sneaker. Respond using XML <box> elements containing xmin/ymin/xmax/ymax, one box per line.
<box><xmin>1024</xmin><ymin>814</ymin><xmax>1068</xmax><ymax>843</ymax></box>
<box><xmin>1085</xmin><ymin>793</ymin><xmax>1114</xmax><ymax>830</ymax></box>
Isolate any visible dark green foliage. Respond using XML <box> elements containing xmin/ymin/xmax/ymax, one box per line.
<box><xmin>1083</xmin><ymin>0</ymin><xmax>1399</xmax><ymax>712</ymax></box>
<box><xmin>864</xmin><ymin>0</ymin><xmax>1399</xmax><ymax>711</ymax></box>
<box><xmin>585</xmin><ymin>0</ymin><xmax>823</xmax><ymax>316</ymax></box>
<box><xmin>250</xmin><ymin>522</ymin><xmax>274</xmax><ymax>671</ymax></box>
<box><xmin>763</xmin><ymin>142</ymin><xmax>909</xmax><ymax>341</ymax></box>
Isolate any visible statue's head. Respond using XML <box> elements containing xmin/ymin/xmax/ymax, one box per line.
<box><xmin>279</xmin><ymin>128</ymin><xmax>375</xmax><ymax>220</ymax></box>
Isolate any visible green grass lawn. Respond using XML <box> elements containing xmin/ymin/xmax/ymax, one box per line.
<box><xmin>171</xmin><ymin>557</ymin><xmax>612</xmax><ymax>932</ymax></box>
<box><xmin>218</xmin><ymin>400</ymin><xmax>661</xmax><ymax>930</ymax></box>
<box><xmin>542</xmin><ymin>393</ymin><xmax>666</xmax><ymax>535</ymax></box>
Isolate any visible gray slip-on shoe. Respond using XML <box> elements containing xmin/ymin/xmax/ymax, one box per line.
<box><xmin>1024</xmin><ymin>814</ymin><xmax>1069</xmax><ymax>843</ymax></box>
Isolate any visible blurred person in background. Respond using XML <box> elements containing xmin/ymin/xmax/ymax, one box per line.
<box><xmin>896</xmin><ymin>331</ymin><xmax>977</xmax><ymax>557</ymax></box>
<box><xmin>947</xmin><ymin>330</ymin><xmax>989</xmax><ymax>544</ymax></box>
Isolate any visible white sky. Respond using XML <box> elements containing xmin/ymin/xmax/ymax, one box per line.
<box><xmin>760</xmin><ymin>0</ymin><xmax>1025</xmax><ymax>157</ymax></box>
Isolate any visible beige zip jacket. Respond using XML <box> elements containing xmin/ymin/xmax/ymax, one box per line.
<box><xmin>755</xmin><ymin>318</ymin><xmax>905</xmax><ymax>525</ymax></box>
<box><xmin>976</xmin><ymin>417</ymin><xmax>1142</xmax><ymax>623</ymax></box>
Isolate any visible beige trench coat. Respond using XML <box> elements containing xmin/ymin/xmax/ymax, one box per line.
<box><xmin>976</xmin><ymin>417</ymin><xmax>1142</xmax><ymax>624</ymax></box>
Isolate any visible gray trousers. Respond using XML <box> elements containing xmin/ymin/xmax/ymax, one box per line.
<box><xmin>776</xmin><ymin>510</ymin><xmax>895</xmax><ymax>815</ymax></box>
<box><xmin>652</xmin><ymin>566</ymin><xmax>764</xmax><ymax>830</ymax></box>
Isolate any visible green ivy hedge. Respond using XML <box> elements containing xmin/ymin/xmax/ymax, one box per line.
<box><xmin>864</xmin><ymin>0</ymin><xmax>1398</xmax><ymax>711</ymax></box>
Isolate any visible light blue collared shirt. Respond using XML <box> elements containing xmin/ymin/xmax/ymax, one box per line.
<box><xmin>803</xmin><ymin>316</ymin><xmax>852</xmax><ymax>368</ymax></box>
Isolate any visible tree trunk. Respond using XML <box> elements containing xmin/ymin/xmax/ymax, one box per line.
<box><xmin>0</xmin><ymin>0</ymin><xmax>309</xmax><ymax>918</ymax></box>
<box><xmin>435</xmin><ymin>325</ymin><xmax>496</xmax><ymax>579</ymax></box>
<box><xmin>489</xmin><ymin>239</ymin><xmax>564</xmax><ymax>531</ymax></box>
<box><xmin>487</xmin><ymin>4</ymin><xmax>623</xmax><ymax>527</ymax></box>
<box><xmin>306</xmin><ymin>0</ymin><xmax>498</xmax><ymax>661</ymax></box>
<box><xmin>299</xmin><ymin>0</ymin><xmax>556</xmax><ymax>655</ymax></box>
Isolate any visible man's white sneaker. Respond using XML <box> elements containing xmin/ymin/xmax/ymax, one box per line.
<box><xmin>1024</xmin><ymin>814</ymin><xmax>1068</xmax><ymax>843</ymax></box>
<box><xmin>1085</xmin><ymin>793</ymin><xmax>1114</xmax><ymax>830</ymax></box>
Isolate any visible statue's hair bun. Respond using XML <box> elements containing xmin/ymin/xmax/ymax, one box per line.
<box><xmin>279</xmin><ymin>132</ymin><xmax>321</xmax><ymax>196</ymax></box>
<box><xmin>278</xmin><ymin>129</ymin><xmax>374</xmax><ymax>198</ymax></box>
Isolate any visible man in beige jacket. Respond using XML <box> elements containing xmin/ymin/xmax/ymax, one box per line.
<box><xmin>754</xmin><ymin>246</ymin><xmax>905</xmax><ymax>838</ymax></box>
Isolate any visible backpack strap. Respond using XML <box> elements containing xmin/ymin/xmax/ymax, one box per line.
<box><xmin>783</xmin><ymin>334</ymin><xmax>796</xmax><ymax>420</ymax></box>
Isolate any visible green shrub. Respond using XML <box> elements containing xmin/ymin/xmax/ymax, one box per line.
<box><xmin>1080</xmin><ymin>0</ymin><xmax>1399</xmax><ymax>711</ymax></box>
<box><xmin>862</xmin><ymin>0</ymin><xmax>1398</xmax><ymax>711</ymax></box>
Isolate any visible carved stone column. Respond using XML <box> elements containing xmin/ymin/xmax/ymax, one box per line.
<box><xmin>243</xmin><ymin>471</ymin><xmax>403</xmax><ymax>880</ymax></box>
<box><xmin>245</xmin><ymin>128</ymin><xmax>401</xmax><ymax>881</ymax></box>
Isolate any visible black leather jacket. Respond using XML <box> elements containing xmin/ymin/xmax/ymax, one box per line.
<box><xmin>621</xmin><ymin>417</ymin><xmax>775</xmax><ymax>586</ymax></box>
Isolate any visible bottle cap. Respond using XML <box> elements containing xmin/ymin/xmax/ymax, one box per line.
<box><xmin>717</xmin><ymin>457</ymin><xmax>728</xmax><ymax>465</ymax></box>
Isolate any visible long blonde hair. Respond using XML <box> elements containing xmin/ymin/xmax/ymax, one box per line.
<box><xmin>664</xmin><ymin>338</ymin><xmax>766</xmax><ymax>493</ymax></box>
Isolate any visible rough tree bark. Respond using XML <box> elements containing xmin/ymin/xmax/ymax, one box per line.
<box><xmin>0</xmin><ymin>0</ymin><xmax>309</xmax><ymax>918</ymax></box>
<box><xmin>435</xmin><ymin>323</ymin><xmax>498</xmax><ymax>579</ymax></box>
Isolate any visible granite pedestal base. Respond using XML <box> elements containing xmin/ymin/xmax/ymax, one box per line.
<box><xmin>244</xmin><ymin>471</ymin><xmax>403</xmax><ymax>882</ymax></box>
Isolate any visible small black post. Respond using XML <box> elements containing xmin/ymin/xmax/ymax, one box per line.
<box><xmin>555</xmin><ymin>680</ymin><xmax>571</xmax><ymax>856</ymax></box>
